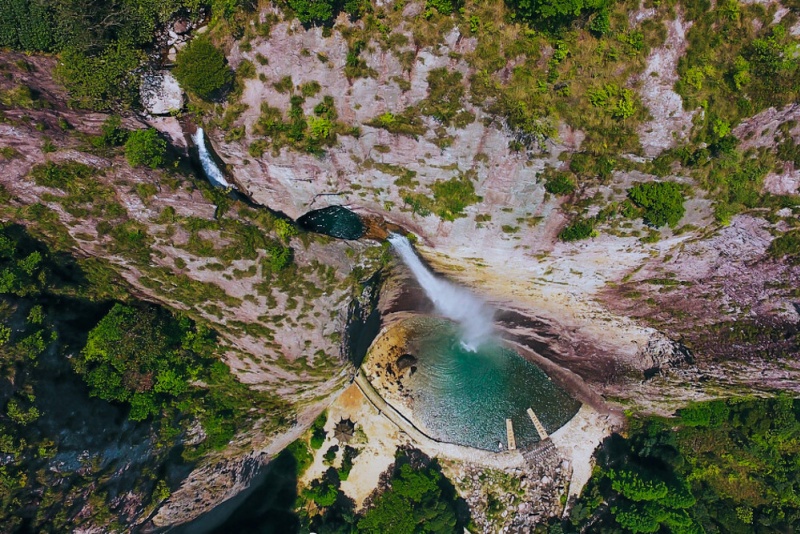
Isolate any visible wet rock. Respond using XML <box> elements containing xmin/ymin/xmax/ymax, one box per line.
<box><xmin>141</xmin><ymin>71</ymin><xmax>184</xmax><ymax>115</ymax></box>
<box><xmin>174</xmin><ymin>19</ymin><xmax>190</xmax><ymax>34</ymax></box>
<box><xmin>396</xmin><ymin>353</ymin><xmax>417</xmax><ymax>371</ymax></box>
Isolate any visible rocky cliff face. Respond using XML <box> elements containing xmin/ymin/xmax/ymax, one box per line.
<box><xmin>0</xmin><ymin>52</ymin><xmax>385</xmax><ymax>528</ymax></box>
<box><xmin>1</xmin><ymin>0</ymin><xmax>799</xmax><ymax>528</ymax></box>
<box><xmin>207</xmin><ymin>8</ymin><xmax>799</xmax><ymax>414</ymax></box>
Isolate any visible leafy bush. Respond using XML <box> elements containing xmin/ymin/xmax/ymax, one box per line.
<box><xmin>587</xmin><ymin>84</ymin><xmax>638</xmax><ymax>120</ymax></box>
<box><xmin>56</xmin><ymin>43</ymin><xmax>144</xmax><ymax>110</ymax></box>
<box><xmin>544</xmin><ymin>173</ymin><xmax>576</xmax><ymax>195</ymax></box>
<box><xmin>419</xmin><ymin>68</ymin><xmax>474</xmax><ymax>127</ymax></box>
<box><xmin>338</xmin><ymin>446</ymin><xmax>358</xmax><ymax>481</ymax></box>
<box><xmin>96</xmin><ymin>115</ymin><xmax>129</xmax><ymax>147</ymax></box>
<box><xmin>627</xmin><ymin>182</ymin><xmax>686</xmax><ymax>228</ymax></box>
<box><xmin>174</xmin><ymin>37</ymin><xmax>232</xmax><ymax>100</ymax></box>
<box><xmin>358</xmin><ymin>459</ymin><xmax>460</xmax><ymax>533</ymax></box>
<box><xmin>285</xmin><ymin>439</ymin><xmax>314</xmax><ymax>476</ymax></box>
<box><xmin>559</xmin><ymin>219</ymin><xmax>594</xmax><ymax>241</ymax></box>
<box><xmin>430</xmin><ymin>175</ymin><xmax>481</xmax><ymax>221</ymax></box>
<box><xmin>768</xmin><ymin>230</ymin><xmax>800</xmax><ymax>262</ymax></box>
<box><xmin>287</xmin><ymin>0</ymin><xmax>334</xmax><ymax>24</ymax></box>
<box><xmin>506</xmin><ymin>0</ymin><xmax>608</xmax><ymax>28</ymax></box>
<box><xmin>124</xmin><ymin>128</ymin><xmax>167</xmax><ymax>169</ymax></box>
<box><xmin>366</xmin><ymin>110</ymin><xmax>426</xmax><ymax>138</ymax></box>
<box><xmin>30</xmin><ymin>161</ymin><xmax>95</xmax><ymax>189</ymax></box>
<box><xmin>309</xmin><ymin>411</ymin><xmax>327</xmax><ymax>449</ymax></box>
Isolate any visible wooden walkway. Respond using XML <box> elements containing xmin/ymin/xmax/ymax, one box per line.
<box><xmin>506</xmin><ymin>419</ymin><xmax>516</xmax><ymax>450</ymax></box>
<box><xmin>527</xmin><ymin>408</ymin><xmax>549</xmax><ymax>440</ymax></box>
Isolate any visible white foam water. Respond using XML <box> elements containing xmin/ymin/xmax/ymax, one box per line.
<box><xmin>388</xmin><ymin>234</ymin><xmax>494</xmax><ymax>351</ymax></box>
<box><xmin>191</xmin><ymin>127</ymin><xmax>232</xmax><ymax>188</ymax></box>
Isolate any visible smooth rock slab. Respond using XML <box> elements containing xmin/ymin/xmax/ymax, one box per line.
<box><xmin>140</xmin><ymin>71</ymin><xmax>184</xmax><ymax>115</ymax></box>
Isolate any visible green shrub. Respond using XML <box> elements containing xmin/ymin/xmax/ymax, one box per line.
<box><xmin>303</xmin><ymin>477</ymin><xmax>338</xmax><ymax>507</ymax></box>
<box><xmin>287</xmin><ymin>0</ymin><xmax>337</xmax><ymax>25</ymax></box>
<box><xmin>76</xmin><ymin>304</ymin><xmax>189</xmax><ymax>420</ymax></box>
<box><xmin>96</xmin><ymin>115</ymin><xmax>128</xmax><ymax>147</ymax></box>
<box><xmin>358</xmin><ymin>459</ymin><xmax>460</xmax><ymax>532</ymax></box>
<box><xmin>418</xmin><ymin>68</ymin><xmax>473</xmax><ymax>127</ymax></box>
<box><xmin>559</xmin><ymin>219</ymin><xmax>594</xmax><ymax>241</ymax></box>
<box><xmin>30</xmin><ymin>161</ymin><xmax>95</xmax><ymax>189</ymax></box>
<box><xmin>338</xmin><ymin>446</ymin><xmax>358</xmax><ymax>481</ymax></box>
<box><xmin>425</xmin><ymin>0</ymin><xmax>461</xmax><ymax>15</ymax></box>
<box><xmin>627</xmin><ymin>182</ymin><xmax>686</xmax><ymax>228</ymax></box>
<box><xmin>544</xmin><ymin>172</ymin><xmax>576</xmax><ymax>195</ymax></box>
<box><xmin>430</xmin><ymin>175</ymin><xmax>481</xmax><ymax>221</ymax></box>
<box><xmin>56</xmin><ymin>43</ymin><xmax>144</xmax><ymax>110</ymax></box>
<box><xmin>0</xmin><ymin>0</ymin><xmax>55</xmax><ymax>51</ymax></box>
<box><xmin>768</xmin><ymin>230</ymin><xmax>800</xmax><ymax>261</ymax></box>
<box><xmin>286</xmin><ymin>439</ymin><xmax>314</xmax><ymax>476</ymax></box>
<box><xmin>506</xmin><ymin>0</ymin><xmax>608</xmax><ymax>28</ymax></box>
<box><xmin>124</xmin><ymin>129</ymin><xmax>167</xmax><ymax>169</ymax></box>
<box><xmin>174</xmin><ymin>37</ymin><xmax>232</xmax><ymax>100</ymax></box>
<box><xmin>310</xmin><ymin>410</ymin><xmax>327</xmax><ymax>449</ymax></box>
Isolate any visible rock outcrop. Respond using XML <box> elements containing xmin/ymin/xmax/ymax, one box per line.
<box><xmin>140</xmin><ymin>70</ymin><xmax>184</xmax><ymax>115</ymax></box>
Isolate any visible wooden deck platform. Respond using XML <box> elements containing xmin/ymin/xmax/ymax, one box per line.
<box><xmin>527</xmin><ymin>408</ymin><xmax>549</xmax><ymax>440</ymax></box>
<box><xmin>505</xmin><ymin>418</ymin><xmax>516</xmax><ymax>450</ymax></box>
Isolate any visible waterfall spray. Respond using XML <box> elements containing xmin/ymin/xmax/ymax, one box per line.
<box><xmin>388</xmin><ymin>234</ymin><xmax>494</xmax><ymax>351</ymax></box>
<box><xmin>191</xmin><ymin>128</ymin><xmax>233</xmax><ymax>188</ymax></box>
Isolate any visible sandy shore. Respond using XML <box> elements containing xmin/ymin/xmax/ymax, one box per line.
<box><xmin>550</xmin><ymin>404</ymin><xmax>619</xmax><ymax>498</ymax></box>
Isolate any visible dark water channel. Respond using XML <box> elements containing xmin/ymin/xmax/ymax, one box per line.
<box><xmin>297</xmin><ymin>206</ymin><xmax>366</xmax><ymax>240</ymax></box>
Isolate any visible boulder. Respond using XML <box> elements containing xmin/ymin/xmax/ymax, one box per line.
<box><xmin>140</xmin><ymin>71</ymin><xmax>184</xmax><ymax>115</ymax></box>
<box><xmin>174</xmin><ymin>19</ymin><xmax>190</xmax><ymax>34</ymax></box>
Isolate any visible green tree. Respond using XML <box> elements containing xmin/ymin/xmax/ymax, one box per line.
<box><xmin>124</xmin><ymin>128</ymin><xmax>167</xmax><ymax>169</ymax></box>
<box><xmin>507</xmin><ymin>0</ymin><xmax>608</xmax><ymax>28</ymax></box>
<box><xmin>55</xmin><ymin>42</ymin><xmax>144</xmax><ymax>110</ymax></box>
<box><xmin>77</xmin><ymin>304</ymin><xmax>187</xmax><ymax>420</ymax></box>
<box><xmin>559</xmin><ymin>219</ymin><xmax>594</xmax><ymax>241</ymax></box>
<box><xmin>627</xmin><ymin>182</ymin><xmax>686</xmax><ymax>228</ymax></box>
<box><xmin>358</xmin><ymin>462</ymin><xmax>459</xmax><ymax>533</ymax></box>
<box><xmin>544</xmin><ymin>173</ymin><xmax>576</xmax><ymax>195</ymax></box>
<box><xmin>287</xmin><ymin>0</ymin><xmax>336</xmax><ymax>25</ymax></box>
<box><xmin>173</xmin><ymin>37</ymin><xmax>232</xmax><ymax>100</ymax></box>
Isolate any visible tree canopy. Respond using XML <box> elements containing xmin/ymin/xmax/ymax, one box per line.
<box><xmin>124</xmin><ymin>128</ymin><xmax>168</xmax><ymax>169</ymax></box>
<box><xmin>566</xmin><ymin>396</ymin><xmax>800</xmax><ymax>533</ymax></box>
<box><xmin>627</xmin><ymin>182</ymin><xmax>686</xmax><ymax>228</ymax></box>
<box><xmin>358</xmin><ymin>461</ymin><xmax>460</xmax><ymax>533</ymax></box>
<box><xmin>506</xmin><ymin>0</ymin><xmax>609</xmax><ymax>29</ymax></box>
<box><xmin>173</xmin><ymin>37</ymin><xmax>233</xmax><ymax>100</ymax></box>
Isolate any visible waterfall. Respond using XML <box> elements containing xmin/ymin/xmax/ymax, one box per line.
<box><xmin>388</xmin><ymin>234</ymin><xmax>494</xmax><ymax>351</ymax></box>
<box><xmin>191</xmin><ymin>128</ymin><xmax>232</xmax><ymax>188</ymax></box>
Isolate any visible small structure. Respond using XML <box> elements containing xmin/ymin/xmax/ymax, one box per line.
<box><xmin>527</xmin><ymin>408</ymin><xmax>549</xmax><ymax>441</ymax></box>
<box><xmin>333</xmin><ymin>417</ymin><xmax>356</xmax><ymax>444</ymax></box>
<box><xmin>506</xmin><ymin>419</ymin><xmax>516</xmax><ymax>451</ymax></box>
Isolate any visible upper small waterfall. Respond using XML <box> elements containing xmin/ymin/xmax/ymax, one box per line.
<box><xmin>191</xmin><ymin>128</ymin><xmax>232</xmax><ymax>188</ymax></box>
<box><xmin>388</xmin><ymin>234</ymin><xmax>494</xmax><ymax>351</ymax></box>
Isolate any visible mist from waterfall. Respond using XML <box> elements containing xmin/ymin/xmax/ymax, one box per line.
<box><xmin>191</xmin><ymin>128</ymin><xmax>232</xmax><ymax>188</ymax></box>
<box><xmin>388</xmin><ymin>234</ymin><xmax>494</xmax><ymax>351</ymax></box>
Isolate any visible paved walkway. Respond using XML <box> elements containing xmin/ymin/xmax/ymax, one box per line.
<box><xmin>354</xmin><ymin>369</ymin><xmax>525</xmax><ymax>469</ymax></box>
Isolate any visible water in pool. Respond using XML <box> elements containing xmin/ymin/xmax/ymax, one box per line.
<box><xmin>402</xmin><ymin>317</ymin><xmax>580</xmax><ymax>451</ymax></box>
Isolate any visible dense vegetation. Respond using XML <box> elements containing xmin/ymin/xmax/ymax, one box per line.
<box><xmin>0</xmin><ymin>0</ymin><xmax>250</xmax><ymax>109</ymax></box>
<box><xmin>124</xmin><ymin>128</ymin><xmax>168</xmax><ymax>168</ymax></box>
<box><xmin>357</xmin><ymin>457</ymin><xmax>462</xmax><ymax>533</ymax></box>
<box><xmin>0</xmin><ymin>222</ymin><xmax>290</xmax><ymax>530</ymax></box>
<box><xmin>174</xmin><ymin>37</ymin><xmax>233</xmax><ymax>100</ymax></box>
<box><xmin>297</xmin><ymin>447</ymin><xmax>468</xmax><ymax>533</ymax></box>
<box><xmin>627</xmin><ymin>182</ymin><xmax>686</xmax><ymax>228</ymax></box>
<box><xmin>563</xmin><ymin>396</ymin><xmax>800</xmax><ymax>533</ymax></box>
